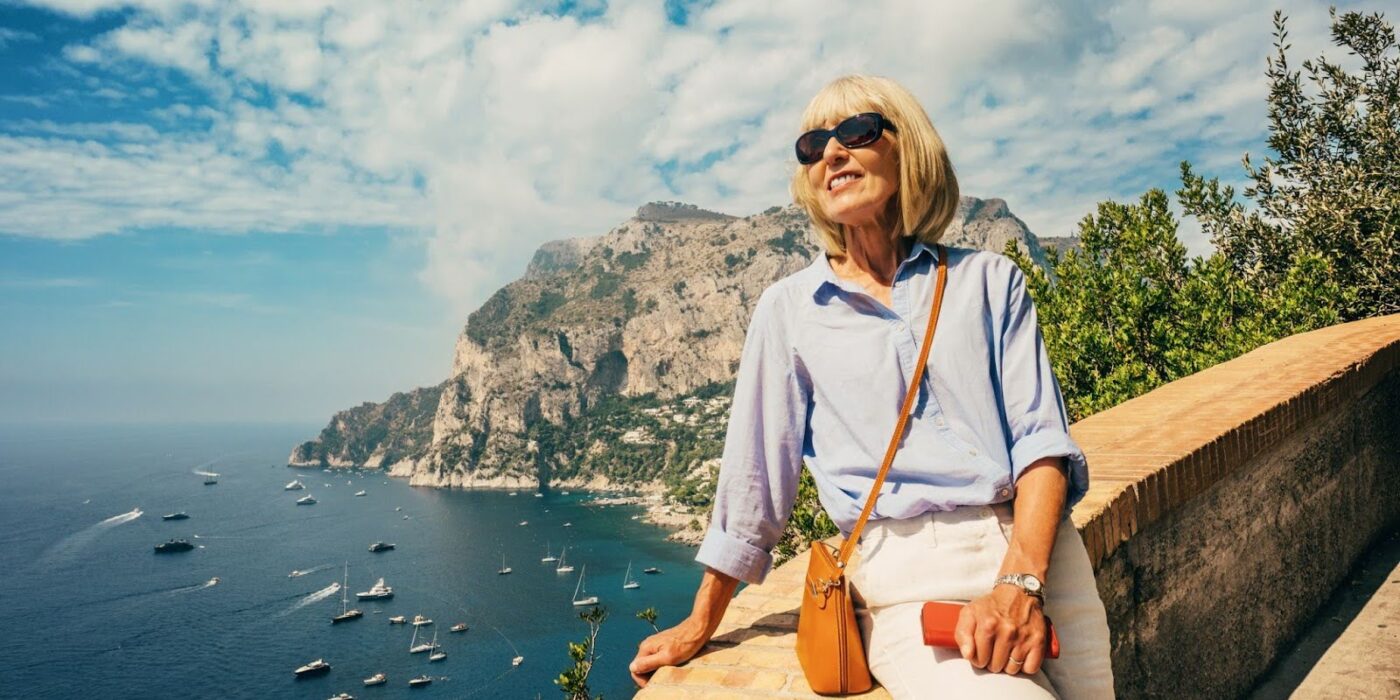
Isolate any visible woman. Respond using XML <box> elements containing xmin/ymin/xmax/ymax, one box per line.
<box><xmin>629</xmin><ymin>75</ymin><xmax>1114</xmax><ymax>698</ymax></box>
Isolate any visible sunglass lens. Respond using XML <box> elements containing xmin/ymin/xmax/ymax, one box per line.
<box><xmin>796</xmin><ymin>131</ymin><xmax>831</xmax><ymax>164</ymax></box>
<box><xmin>837</xmin><ymin>114</ymin><xmax>882</xmax><ymax>149</ymax></box>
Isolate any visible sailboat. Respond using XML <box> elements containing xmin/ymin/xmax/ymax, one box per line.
<box><xmin>427</xmin><ymin>630</ymin><xmax>446</xmax><ymax>661</ymax></box>
<box><xmin>541</xmin><ymin>541</ymin><xmax>558</xmax><ymax>563</ymax></box>
<box><xmin>554</xmin><ymin>547</ymin><xmax>574</xmax><ymax>574</ymax></box>
<box><xmin>623</xmin><ymin>561</ymin><xmax>641</xmax><ymax>590</ymax></box>
<box><xmin>571</xmin><ymin>565</ymin><xmax>599</xmax><ymax>606</ymax></box>
<box><xmin>497</xmin><ymin>552</ymin><xmax>512</xmax><ymax>575</ymax></box>
<box><xmin>408</xmin><ymin>625</ymin><xmax>435</xmax><ymax>654</ymax></box>
<box><xmin>332</xmin><ymin>563</ymin><xmax>363</xmax><ymax>623</ymax></box>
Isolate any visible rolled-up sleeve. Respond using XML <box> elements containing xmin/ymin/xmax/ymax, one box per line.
<box><xmin>997</xmin><ymin>265</ymin><xmax>1089</xmax><ymax>511</ymax></box>
<box><xmin>694</xmin><ymin>289</ymin><xmax>809</xmax><ymax>584</ymax></box>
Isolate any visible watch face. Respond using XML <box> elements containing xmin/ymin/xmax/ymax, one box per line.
<box><xmin>1023</xmin><ymin>575</ymin><xmax>1043</xmax><ymax>592</ymax></box>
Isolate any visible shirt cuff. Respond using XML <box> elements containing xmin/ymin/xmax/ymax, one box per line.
<box><xmin>695</xmin><ymin>526</ymin><xmax>774</xmax><ymax>585</ymax></box>
<box><xmin>1009</xmin><ymin>429</ymin><xmax>1090</xmax><ymax>512</ymax></box>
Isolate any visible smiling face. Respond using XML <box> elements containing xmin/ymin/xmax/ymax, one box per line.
<box><xmin>804</xmin><ymin>116</ymin><xmax>901</xmax><ymax>232</ymax></box>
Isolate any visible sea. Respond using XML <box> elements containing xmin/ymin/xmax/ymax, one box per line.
<box><xmin>0</xmin><ymin>423</ymin><xmax>705</xmax><ymax>699</ymax></box>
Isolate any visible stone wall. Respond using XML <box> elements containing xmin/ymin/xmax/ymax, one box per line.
<box><xmin>637</xmin><ymin>314</ymin><xmax>1400</xmax><ymax>699</ymax></box>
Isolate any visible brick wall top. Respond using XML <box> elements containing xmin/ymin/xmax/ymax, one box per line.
<box><xmin>638</xmin><ymin>314</ymin><xmax>1400</xmax><ymax>698</ymax></box>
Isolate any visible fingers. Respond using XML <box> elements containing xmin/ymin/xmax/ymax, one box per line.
<box><xmin>1020</xmin><ymin>637</ymin><xmax>1046</xmax><ymax>676</ymax></box>
<box><xmin>955</xmin><ymin>605</ymin><xmax>977</xmax><ymax>661</ymax></box>
<box><xmin>988</xmin><ymin>619</ymin><xmax>1018</xmax><ymax>674</ymax></box>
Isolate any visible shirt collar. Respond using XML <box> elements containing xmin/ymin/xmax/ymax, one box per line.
<box><xmin>806</xmin><ymin>238</ymin><xmax>937</xmax><ymax>299</ymax></box>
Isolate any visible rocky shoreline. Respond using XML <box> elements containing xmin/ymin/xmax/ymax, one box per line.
<box><xmin>288</xmin><ymin>461</ymin><xmax>708</xmax><ymax>545</ymax></box>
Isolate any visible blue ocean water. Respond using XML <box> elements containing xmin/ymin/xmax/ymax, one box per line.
<box><xmin>0</xmin><ymin>424</ymin><xmax>704</xmax><ymax>699</ymax></box>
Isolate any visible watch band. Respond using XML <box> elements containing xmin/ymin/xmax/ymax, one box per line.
<box><xmin>995</xmin><ymin>573</ymin><xmax>1045</xmax><ymax>600</ymax></box>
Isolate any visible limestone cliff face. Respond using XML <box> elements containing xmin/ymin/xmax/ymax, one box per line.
<box><xmin>293</xmin><ymin>197</ymin><xmax>1054</xmax><ymax>487</ymax></box>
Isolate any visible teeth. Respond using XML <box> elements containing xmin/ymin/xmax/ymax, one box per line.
<box><xmin>829</xmin><ymin>174</ymin><xmax>859</xmax><ymax>190</ymax></box>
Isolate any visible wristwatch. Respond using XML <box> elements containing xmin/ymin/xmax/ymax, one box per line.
<box><xmin>994</xmin><ymin>573</ymin><xmax>1045</xmax><ymax>601</ymax></box>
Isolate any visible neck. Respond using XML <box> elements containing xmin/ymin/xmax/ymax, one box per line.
<box><xmin>832</xmin><ymin>223</ymin><xmax>908</xmax><ymax>286</ymax></box>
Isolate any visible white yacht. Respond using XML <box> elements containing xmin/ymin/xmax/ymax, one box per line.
<box><xmin>388</xmin><ymin>615</ymin><xmax>407</xmax><ymax>625</ymax></box>
<box><xmin>623</xmin><ymin>561</ymin><xmax>641</xmax><ymax>590</ymax></box>
<box><xmin>450</xmin><ymin>622</ymin><xmax>468</xmax><ymax>633</ymax></box>
<box><xmin>411</xmin><ymin>614</ymin><xmax>432</xmax><ymax>627</ymax></box>
<box><xmin>296</xmin><ymin>494</ymin><xmax>317</xmax><ymax>506</ymax></box>
<box><xmin>356</xmin><ymin>578</ymin><xmax>394</xmax><ymax>600</ymax></box>
<box><xmin>294</xmin><ymin>658</ymin><xmax>331</xmax><ymax>677</ymax></box>
<box><xmin>541</xmin><ymin>541</ymin><xmax>558</xmax><ymax>563</ymax></box>
<box><xmin>497</xmin><ymin>553</ymin><xmax>512</xmax><ymax>575</ymax></box>
<box><xmin>512</xmin><ymin>655</ymin><xmax>525</xmax><ymax>667</ymax></box>
<box><xmin>363</xmin><ymin>673</ymin><xmax>387</xmax><ymax>686</ymax></box>
<box><xmin>284</xmin><ymin>480</ymin><xmax>305</xmax><ymax>490</ymax></box>
<box><xmin>408</xmin><ymin>675</ymin><xmax>432</xmax><ymax>687</ymax></box>
<box><xmin>354</xmin><ymin>490</ymin><xmax>367</xmax><ymax>497</ymax></box>
<box><xmin>572</xmin><ymin>565</ymin><xmax>599</xmax><ymax>607</ymax></box>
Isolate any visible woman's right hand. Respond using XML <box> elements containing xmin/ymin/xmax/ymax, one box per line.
<box><xmin>629</xmin><ymin>615</ymin><xmax>711</xmax><ymax>688</ymax></box>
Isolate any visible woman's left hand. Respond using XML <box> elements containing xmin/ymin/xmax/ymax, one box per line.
<box><xmin>954</xmin><ymin>585</ymin><xmax>1048</xmax><ymax>676</ymax></box>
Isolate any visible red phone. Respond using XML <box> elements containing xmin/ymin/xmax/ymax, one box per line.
<box><xmin>921</xmin><ymin>601</ymin><xmax>1060</xmax><ymax>659</ymax></box>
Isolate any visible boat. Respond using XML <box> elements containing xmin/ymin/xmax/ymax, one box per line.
<box><xmin>561</xmin><ymin>491</ymin><xmax>571</xmax><ymax>496</ymax></box>
<box><xmin>408</xmin><ymin>675</ymin><xmax>432</xmax><ymax>687</ymax></box>
<box><xmin>208</xmin><ymin>577</ymin><xmax>220</xmax><ymax>586</ymax></box>
<box><xmin>203</xmin><ymin>478</ymin><xmax>217</xmax><ymax>485</ymax></box>
<box><xmin>563</xmin><ymin>522</ymin><xmax>572</xmax><ymax>527</ymax></box>
<box><xmin>395</xmin><ymin>506</ymin><xmax>402</xmax><ymax>512</ymax></box>
<box><xmin>388</xmin><ymin>616</ymin><xmax>407</xmax><ymax>625</ymax></box>
<box><xmin>363</xmin><ymin>672</ymin><xmax>387</xmax><ymax>686</ymax></box>
<box><xmin>449</xmin><ymin>622</ymin><xmax>468</xmax><ymax>633</ymax></box>
<box><xmin>555</xmin><ymin>547</ymin><xmax>574</xmax><ymax>574</ymax></box>
<box><xmin>541</xmin><ymin>541</ymin><xmax>558</xmax><ymax>563</ymax></box>
<box><xmin>411</xmin><ymin>614</ymin><xmax>432</xmax><ymax>627</ymax></box>
<box><xmin>572</xmin><ymin>565</ymin><xmax>599</xmax><ymax>606</ymax></box>
<box><xmin>509</xmin><ymin>491</ymin><xmax>518</xmax><ymax>496</ymax></box>
<box><xmin>518</xmin><ymin>520</ymin><xmax>528</xmax><ymax>526</ymax></box>
<box><xmin>643</xmin><ymin>567</ymin><xmax>661</xmax><ymax>574</ymax></box>
<box><xmin>162</xmin><ymin>512</ymin><xmax>189</xmax><ymax>521</ymax></box>
<box><xmin>354</xmin><ymin>490</ymin><xmax>367</xmax><ymax>497</ymax></box>
<box><xmin>497</xmin><ymin>553</ymin><xmax>512</xmax><ymax>575</ymax></box>
<box><xmin>534</xmin><ymin>492</ymin><xmax>543</xmax><ymax>498</ymax></box>
<box><xmin>428</xmin><ymin>631</ymin><xmax>446</xmax><ymax>662</ymax></box>
<box><xmin>331</xmin><ymin>563</ymin><xmax>363</xmax><ymax>624</ymax></box>
<box><xmin>297</xmin><ymin>495</ymin><xmax>317</xmax><ymax>505</ymax></box>
<box><xmin>408</xmin><ymin>626</ymin><xmax>434</xmax><ymax>654</ymax></box>
<box><xmin>356</xmin><ymin>578</ymin><xmax>394</xmax><ymax>600</ymax></box>
<box><xmin>328</xmin><ymin>694</ymin><xmax>354</xmax><ymax>700</ymax></box>
<box><xmin>368</xmin><ymin>542</ymin><xmax>395</xmax><ymax>552</ymax></box>
<box><xmin>154</xmin><ymin>538</ymin><xmax>194</xmax><ymax>553</ymax></box>
<box><xmin>294</xmin><ymin>658</ymin><xmax>331</xmax><ymax>677</ymax></box>
<box><xmin>623</xmin><ymin>561</ymin><xmax>641</xmax><ymax>590</ymax></box>
<box><xmin>513</xmin><ymin>655</ymin><xmax>524</xmax><ymax>667</ymax></box>
<box><xmin>285</xmin><ymin>480</ymin><xmax>305</xmax><ymax>490</ymax></box>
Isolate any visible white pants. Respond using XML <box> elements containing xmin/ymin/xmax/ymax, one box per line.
<box><xmin>848</xmin><ymin>503</ymin><xmax>1115</xmax><ymax>699</ymax></box>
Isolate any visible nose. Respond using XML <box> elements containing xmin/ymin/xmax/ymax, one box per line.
<box><xmin>821</xmin><ymin>134</ymin><xmax>849</xmax><ymax>165</ymax></box>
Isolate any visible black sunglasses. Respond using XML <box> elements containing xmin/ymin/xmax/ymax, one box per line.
<box><xmin>795</xmin><ymin>112</ymin><xmax>898</xmax><ymax>165</ymax></box>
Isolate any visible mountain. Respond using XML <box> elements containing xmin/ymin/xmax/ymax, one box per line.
<box><xmin>289</xmin><ymin>196</ymin><xmax>1051</xmax><ymax>497</ymax></box>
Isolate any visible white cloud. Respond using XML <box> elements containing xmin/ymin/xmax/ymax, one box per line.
<box><xmin>4</xmin><ymin>0</ymin><xmax>1350</xmax><ymax>313</ymax></box>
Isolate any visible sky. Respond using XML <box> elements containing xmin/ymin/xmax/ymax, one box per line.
<box><xmin>0</xmin><ymin>0</ymin><xmax>1359</xmax><ymax>424</ymax></box>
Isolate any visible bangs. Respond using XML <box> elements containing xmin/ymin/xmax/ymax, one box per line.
<box><xmin>799</xmin><ymin>79</ymin><xmax>888</xmax><ymax>132</ymax></box>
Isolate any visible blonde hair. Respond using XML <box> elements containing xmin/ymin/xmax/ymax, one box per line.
<box><xmin>790</xmin><ymin>75</ymin><xmax>960</xmax><ymax>255</ymax></box>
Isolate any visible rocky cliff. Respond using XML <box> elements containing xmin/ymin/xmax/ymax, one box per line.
<box><xmin>291</xmin><ymin>197</ymin><xmax>1054</xmax><ymax>493</ymax></box>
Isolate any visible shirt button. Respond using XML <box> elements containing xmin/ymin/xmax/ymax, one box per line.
<box><xmin>998</xmin><ymin>488</ymin><xmax>1011</xmax><ymax>498</ymax></box>
<box><xmin>968</xmin><ymin>448</ymin><xmax>978</xmax><ymax>457</ymax></box>
<box><xmin>934</xmin><ymin>416</ymin><xmax>945</xmax><ymax>427</ymax></box>
<box><xmin>895</xmin><ymin>321</ymin><xmax>907</xmax><ymax>332</ymax></box>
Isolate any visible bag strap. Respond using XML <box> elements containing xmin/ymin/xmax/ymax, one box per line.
<box><xmin>835</xmin><ymin>243</ymin><xmax>949</xmax><ymax>568</ymax></box>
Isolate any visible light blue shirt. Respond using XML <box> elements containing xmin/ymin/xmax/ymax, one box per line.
<box><xmin>694</xmin><ymin>241</ymin><xmax>1089</xmax><ymax>584</ymax></box>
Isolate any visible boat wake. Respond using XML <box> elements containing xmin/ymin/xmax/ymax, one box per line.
<box><xmin>191</xmin><ymin>468</ymin><xmax>220</xmax><ymax>477</ymax></box>
<box><xmin>278</xmin><ymin>582</ymin><xmax>340</xmax><ymax>616</ymax></box>
<box><xmin>171</xmin><ymin>578</ymin><xmax>220</xmax><ymax>594</ymax></box>
<box><xmin>288</xmin><ymin>563</ymin><xmax>333</xmax><ymax>578</ymax></box>
<box><xmin>34</xmin><ymin>508</ymin><xmax>143</xmax><ymax>568</ymax></box>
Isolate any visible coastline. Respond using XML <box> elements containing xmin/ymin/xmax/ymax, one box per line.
<box><xmin>288</xmin><ymin>460</ymin><xmax>709</xmax><ymax>546</ymax></box>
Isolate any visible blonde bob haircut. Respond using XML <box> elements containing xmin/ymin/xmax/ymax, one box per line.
<box><xmin>791</xmin><ymin>75</ymin><xmax>960</xmax><ymax>255</ymax></box>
